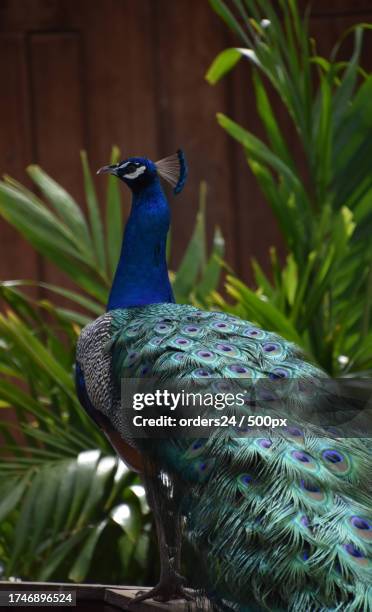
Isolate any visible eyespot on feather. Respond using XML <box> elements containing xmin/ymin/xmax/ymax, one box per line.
<box><xmin>299</xmin><ymin>479</ymin><xmax>327</xmax><ymax>503</ymax></box>
<box><xmin>340</xmin><ymin>543</ymin><xmax>370</xmax><ymax>568</ymax></box>
<box><xmin>290</xmin><ymin>450</ymin><xmax>318</xmax><ymax>472</ymax></box>
<box><xmin>184</xmin><ymin>439</ymin><xmax>207</xmax><ymax>459</ymax></box>
<box><xmin>321</xmin><ymin>449</ymin><xmax>351</xmax><ymax>475</ymax></box>
<box><xmin>350</xmin><ymin>515</ymin><xmax>372</xmax><ymax>542</ymax></box>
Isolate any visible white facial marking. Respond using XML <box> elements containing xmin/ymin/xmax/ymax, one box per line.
<box><xmin>124</xmin><ymin>165</ymin><xmax>146</xmax><ymax>180</ymax></box>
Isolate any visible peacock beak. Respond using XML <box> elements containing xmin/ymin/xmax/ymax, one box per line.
<box><xmin>97</xmin><ymin>164</ymin><xmax>116</xmax><ymax>175</ymax></box>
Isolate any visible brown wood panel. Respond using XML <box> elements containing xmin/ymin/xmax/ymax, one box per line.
<box><xmin>28</xmin><ymin>31</ymin><xmax>86</xmax><ymax>295</ymax></box>
<box><xmin>229</xmin><ymin>61</ymin><xmax>286</xmax><ymax>282</ymax></box>
<box><xmin>73</xmin><ymin>0</ymin><xmax>159</xmax><ymax>205</ymax></box>
<box><xmin>0</xmin><ymin>34</ymin><xmax>39</xmax><ymax>286</ymax></box>
<box><xmin>310</xmin><ymin>11</ymin><xmax>372</xmax><ymax>58</ymax></box>
<box><xmin>29</xmin><ymin>32</ymin><xmax>85</xmax><ymax>197</ymax></box>
<box><xmin>305</xmin><ymin>0</ymin><xmax>372</xmax><ymax>16</ymax></box>
<box><xmin>0</xmin><ymin>0</ymin><xmax>77</xmax><ymax>32</ymax></box>
<box><xmin>153</xmin><ymin>0</ymin><xmax>237</xmax><ymax>269</ymax></box>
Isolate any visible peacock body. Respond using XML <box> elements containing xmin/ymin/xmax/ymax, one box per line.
<box><xmin>76</xmin><ymin>152</ymin><xmax>371</xmax><ymax>611</ymax></box>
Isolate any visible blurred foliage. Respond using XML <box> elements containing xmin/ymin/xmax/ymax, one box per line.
<box><xmin>0</xmin><ymin>295</ymin><xmax>156</xmax><ymax>585</ymax></box>
<box><xmin>0</xmin><ymin>150</ymin><xmax>224</xmax><ymax>583</ymax></box>
<box><xmin>207</xmin><ymin>0</ymin><xmax>372</xmax><ymax>375</ymax></box>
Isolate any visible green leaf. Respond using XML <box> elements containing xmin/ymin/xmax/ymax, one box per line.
<box><xmin>28</xmin><ymin>466</ymin><xmax>61</xmax><ymax>555</ymax></box>
<box><xmin>247</xmin><ymin>159</ymin><xmax>303</xmax><ymax>255</ymax></box>
<box><xmin>332</xmin><ymin>28</ymin><xmax>363</xmax><ymax>130</ymax></box>
<box><xmin>52</xmin><ymin>307</ymin><xmax>92</xmax><ymax>327</ymax></box>
<box><xmin>173</xmin><ymin>182</ymin><xmax>207</xmax><ymax>302</ymax></box>
<box><xmin>0</xmin><ymin>183</ymin><xmax>108</xmax><ymax>302</ymax></box>
<box><xmin>38</xmin><ymin>528</ymin><xmax>89</xmax><ymax>581</ymax></box>
<box><xmin>0</xmin><ymin>183</ymin><xmax>89</xmax><ymax>262</ymax></box>
<box><xmin>290</xmin><ymin>251</ymin><xmax>316</xmax><ymax>324</ymax></box>
<box><xmin>217</xmin><ymin>113</ymin><xmax>305</xmax><ymax>194</ymax></box>
<box><xmin>40</xmin><ymin>282</ymin><xmax>103</xmax><ymax>314</ymax></box>
<box><xmin>1</xmin><ymin>280</ymin><xmax>103</xmax><ymax>315</ymax></box>
<box><xmin>51</xmin><ymin>460</ymin><xmax>78</xmax><ymax>540</ymax></box>
<box><xmin>225</xmin><ymin>275</ymin><xmax>302</xmax><ymax>344</ymax></box>
<box><xmin>252</xmin><ymin>70</ymin><xmax>295</xmax><ymax>168</ymax></box>
<box><xmin>106</xmin><ymin>146</ymin><xmax>125</xmax><ymax>277</ymax></box>
<box><xmin>251</xmin><ymin>259</ymin><xmax>275</xmax><ymax>300</ymax></box>
<box><xmin>65</xmin><ymin>450</ymin><xmax>101</xmax><ymax>530</ymax></box>
<box><xmin>27</xmin><ymin>165</ymin><xmax>92</xmax><ymax>251</ymax></box>
<box><xmin>0</xmin><ymin>477</ymin><xmax>29</xmax><ymax>522</ymax></box>
<box><xmin>281</xmin><ymin>254</ymin><xmax>298</xmax><ymax>307</ymax></box>
<box><xmin>68</xmin><ymin>520</ymin><xmax>107</xmax><ymax>582</ymax></box>
<box><xmin>0</xmin><ymin>379</ymin><xmax>58</xmax><ymax>425</ymax></box>
<box><xmin>195</xmin><ymin>227</ymin><xmax>225</xmax><ymax>299</ymax></box>
<box><xmin>110</xmin><ymin>503</ymin><xmax>141</xmax><ymax>542</ymax></box>
<box><xmin>7</xmin><ymin>470</ymin><xmax>40</xmax><ymax>573</ymax></box>
<box><xmin>76</xmin><ymin>455</ymin><xmax>117</xmax><ymax>528</ymax></box>
<box><xmin>0</xmin><ymin>312</ymin><xmax>76</xmax><ymax>399</ymax></box>
<box><xmin>206</xmin><ymin>48</ymin><xmax>244</xmax><ymax>84</ymax></box>
<box><xmin>313</xmin><ymin>75</ymin><xmax>332</xmax><ymax>200</ymax></box>
<box><xmin>80</xmin><ymin>151</ymin><xmax>106</xmax><ymax>274</ymax></box>
<box><xmin>208</xmin><ymin>0</ymin><xmax>250</xmax><ymax>44</ymax></box>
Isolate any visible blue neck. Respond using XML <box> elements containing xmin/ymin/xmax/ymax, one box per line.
<box><xmin>107</xmin><ymin>178</ymin><xmax>174</xmax><ymax>310</ymax></box>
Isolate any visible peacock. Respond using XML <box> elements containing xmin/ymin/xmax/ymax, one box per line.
<box><xmin>75</xmin><ymin>150</ymin><xmax>371</xmax><ymax>611</ymax></box>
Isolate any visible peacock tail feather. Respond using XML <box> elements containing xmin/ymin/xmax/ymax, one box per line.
<box><xmin>77</xmin><ymin>303</ymin><xmax>372</xmax><ymax>611</ymax></box>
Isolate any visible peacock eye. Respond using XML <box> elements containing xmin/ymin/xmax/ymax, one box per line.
<box><xmin>124</xmin><ymin>163</ymin><xmax>138</xmax><ymax>173</ymax></box>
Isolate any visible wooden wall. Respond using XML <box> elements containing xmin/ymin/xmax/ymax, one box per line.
<box><xmin>1</xmin><ymin>0</ymin><xmax>372</xmax><ymax>297</ymax></box>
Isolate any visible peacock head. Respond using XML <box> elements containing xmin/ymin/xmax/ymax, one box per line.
<box><xmin>97</xmin><ymin>149</ymin><xmax>187</xmax><ymax>195</ymax></box>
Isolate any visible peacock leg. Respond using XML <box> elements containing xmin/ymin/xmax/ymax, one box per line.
<box><xmin>131</xmin><ymin>470</ymin><xmax>193</xmax><ymax>604</ymax></box>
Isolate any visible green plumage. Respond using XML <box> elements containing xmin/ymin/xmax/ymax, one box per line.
<box><xmin>103</xmin><ymin>303</ymin><xmax>372</xmax><ymax>611</ymax></box>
